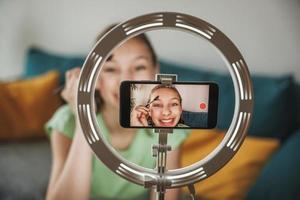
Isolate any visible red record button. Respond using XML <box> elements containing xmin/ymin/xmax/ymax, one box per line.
<box><xmin>199</xmin><ymin>103</ymin><xmax>206</xmax><ymax>110</ymax></box>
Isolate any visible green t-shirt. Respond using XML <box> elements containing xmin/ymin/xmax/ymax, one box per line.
<box><xmin>45</xmin><ymin>105</ymin><xmax>189</xmax><ymax>200</ymax></box>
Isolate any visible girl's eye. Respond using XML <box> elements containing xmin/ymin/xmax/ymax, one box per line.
<box><xmin>171</xmin><ymin>103</ymin><xmax>179</xmax><ymax>106</ymax></box>
<box><xmin>152</xmin><ymin>103</ymin><xmax>162</xmax><ymax>108</ymax></box>
<box><xmin>103</xmin><ymin>67</ymin><xmax>117</xmax><ymax>73</ymax></box>
<box><xmin>135</xmin><ymin>65</ymin><xmax>146</xmax><ymax>71</ymax></box>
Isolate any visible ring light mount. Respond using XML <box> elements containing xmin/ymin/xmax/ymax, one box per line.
<box><xmin>77</xmin><ymin>12</ymin><xmax>253</xmax><ymax>199</ymax></box>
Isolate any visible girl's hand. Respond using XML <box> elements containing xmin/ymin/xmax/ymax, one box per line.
<box><xmin>61</xmin><ymin>67</ymin><xmax>81</xmax><ymax>114</ymax></box>
<box><xmin>131</xmin><ymin>105</ymin><xmax>149</xmax><ymax>127</ymax></box>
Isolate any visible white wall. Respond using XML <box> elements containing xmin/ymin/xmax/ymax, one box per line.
<box><xmin>0</xmin><ymin>0</ymin><xmax>300</xmax><ymax>81</ymax></box>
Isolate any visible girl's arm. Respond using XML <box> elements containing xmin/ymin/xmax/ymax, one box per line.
<box><xmin>46</xmin><ymin>119</ymin><xmax>93</xmax><ymax>200</ymax></box>
<box><xmin>150</xmin><ymin>149</ymin><xmax>181</xmax><ymax>200</ymax></box>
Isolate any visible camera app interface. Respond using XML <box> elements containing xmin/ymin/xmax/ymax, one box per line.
<box><xmin>130</xmin><ymin>83</ymin><xmax>211</xmax><ymax>128</ymax></box>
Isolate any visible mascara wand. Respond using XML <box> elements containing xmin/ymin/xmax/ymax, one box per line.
<box><xmin>145</xmin><ymin>95</ymin><xmax>159</xmax><ymax>108</ymax></box>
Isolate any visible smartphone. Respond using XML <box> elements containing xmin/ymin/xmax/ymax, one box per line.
<box><xmin>120</xmin><ymin>80</ymin><xmax>218</xmax><ymax>129</ymax></box>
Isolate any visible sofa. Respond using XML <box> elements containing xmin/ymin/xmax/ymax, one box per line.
<box><xmin>0</xmin><ymin>47</ymin><xmax>299</xmax><ymax>200</ymax></box>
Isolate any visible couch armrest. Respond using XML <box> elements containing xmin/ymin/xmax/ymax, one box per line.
<box><xmin>246</xmin><ymin>129</ymin><xmax>300</xmax><ymax>200</ymax></box>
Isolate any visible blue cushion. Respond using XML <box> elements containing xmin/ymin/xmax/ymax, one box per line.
<box><xmin>23</xmin><ymin>47</ymin><xmax>85</xmax><ymax>84</ymax></box>
<box><xmin>293</xmin><ymin>83</ymin><xmax>300</xmax><ymax>128</ymax></box>
<box><xmin>182</xmin><ymin>111</ymin><xmax>208</xmax><ymax>128</ymax></box>
<box><xmin>246</xmin><ymin>129</ymin><xmax>300</xmax><ymax>200</ymax></box>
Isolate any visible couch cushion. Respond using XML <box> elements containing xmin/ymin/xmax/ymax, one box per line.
<box><xmin>246</xmin><ymin>129</ymin><xmax>300</xmax><ymax>200</ymax></box>
<box><xmin>180</xmin><ymin>129</ymin><xmax>280</xmax><ymax>199</ymax></box>
<box><xmin>24</xmin><ymin>47</ymin><xmax>85</xmax><ymax>84</ymax></box>
<box><xmin>292</xmin><ymin>82</ymin><xmax>300</xmax><ymax>130</ymax></box>
<box><xmin>0</xmin><ymin>71</ymin><xmax>62</xmax><ymax>141</ymax></box>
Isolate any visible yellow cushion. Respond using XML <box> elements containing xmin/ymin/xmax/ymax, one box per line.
<box><xmin>180</xmin><ymin>129</ymin><xmax>280</xmax><ymax>200</ymax></box>
<box><xmin>0</xmin><ymin>71</ymin><xmax>62</xmax><ymax>141</ymax></box>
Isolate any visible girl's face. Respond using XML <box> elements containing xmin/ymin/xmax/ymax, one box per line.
<box><xmin>96</xmin><ymin>38</ymin><xmax>158</xmax><ymax>109</ymax></box>
<box><xmin>149</xmin><ymin>88</ymin><xmax>182</xmax><ymax>127</ymax></box>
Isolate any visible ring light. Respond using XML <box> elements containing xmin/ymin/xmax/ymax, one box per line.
<box><xmin>77</xmin><ymin>12</ymin><xmax>253</xmax><ymax>189</ymax></box>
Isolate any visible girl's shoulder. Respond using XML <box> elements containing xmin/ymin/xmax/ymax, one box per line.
<box><xmin>45</xmin><ymin>104</ymin><xmax>76</xmax><ymax>139</ymax></box>
<box><xmin>55</xmin><ymin>104</ymin><xmax>74</xmax><ymax>116</ymax></box>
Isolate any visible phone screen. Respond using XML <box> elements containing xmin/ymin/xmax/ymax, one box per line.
<box><xmin>120</xmin><ymin>81</ymin><xmax>218</xmax><ymax>129</ymax></box>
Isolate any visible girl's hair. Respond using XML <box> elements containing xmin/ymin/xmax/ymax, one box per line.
<box><xmin>95</xmin><ymin>23</ymin><xmax>157</xmax><ymax>65</ymax></box>
<box><xmin>146</xmin><ymin>84</ymin><xmax>185</xmax><ymax>126</ymax></box>
<box><xmin>95</xmin><ymin>23</ymin><xmax>158</xmax><ymax>112</ymax></box>
<box><xmin>147</xmin><ymin>84</ymin><xmax>182</xmax><ymax>105</ymax></box>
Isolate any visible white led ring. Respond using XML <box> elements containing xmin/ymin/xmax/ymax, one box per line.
<box><xmin>77</xmin><ymin>12</ymin><xmax>253</xmax><ymax>188</ymax></box>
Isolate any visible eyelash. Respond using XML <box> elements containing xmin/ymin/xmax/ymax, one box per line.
<box><xmin>152</xmin><ymin>103</ymin><xmax>179</xmax><ymax>108</ymax></box>
<box><xmin>103</xmin><ymin>67</ymin><xmax>117</xmax><ymax>73</ymax></box>
<box><xmin>103</xmin><ymin>68</ymin><xmax>116</xmax><ymax>72</ymax></box>
<box><xmin>103</xmin><ymin>65</ymin><xmax>146</xmax><ymax>73</ymax></box>
<box><xmin>135</xmin><ymin>65</ymin><xmax>146</xmax><ymax>71</ymax></box>
<box><xmin>152</xmin><ymin>104</ymin><xmax>161</xmax><ymax>108</ymax></box>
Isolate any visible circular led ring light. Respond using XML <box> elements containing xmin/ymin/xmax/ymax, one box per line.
<box><xmin>77</xmin><ymin>12</ymin><xmax>253</xmax><ymax>188</ymax></box>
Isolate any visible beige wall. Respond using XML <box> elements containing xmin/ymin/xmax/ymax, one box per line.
<box><xmin>0</xmin><ymin>0</ymin><xmax>299</xmax><ymax>81</ymax></box>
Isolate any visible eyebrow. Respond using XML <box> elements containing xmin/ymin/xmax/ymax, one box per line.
<box><xmin>154</xmin><ymin>97</ymin><xmax>180</xmax><ymax>102</ymax></box>
<box><xmin>107</xmin><ymin>55</ymin><xmax>150</xmax><ymax>63</ymax></box>
<box><xmin>170</xmin><ymin>97</ymin><xmax>180</xmax><ymax>101</ymax></box>
<box><xmin>133</xmin><ymin>55</ymin><xmax>151</xmax><ymax>61</ymax></box>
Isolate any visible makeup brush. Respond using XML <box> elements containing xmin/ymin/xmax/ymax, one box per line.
<box><xmin>145</xmin><ymin>95</ymin><xmax>159</xmax><ymax>107</ymax></box>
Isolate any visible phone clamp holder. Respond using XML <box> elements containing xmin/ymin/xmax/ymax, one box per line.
<box><xmin>147</xmin><ymin>74</ymin><xmax>177</xmax><ymax>199</ymax></box>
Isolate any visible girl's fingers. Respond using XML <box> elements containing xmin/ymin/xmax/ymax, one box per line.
<box><xmin>135</xmin><ymin>106</ymin><xmax>149</xmax><ymax>113</ymax></box>
<box><xmin>132</xmin><ymin>112</ymin><xmax>144</xmax><ymax>126</ymax></box>
<box><xmin>65</xmin><ymin>76</ymin><xmax>75</xmax><ymax>90</ymax></box>
<box><xmin>140</xmin><ymin>114</ymin><xmax>148</xmax><ymax>126</ymax></box>
<box><xmin>72</xmin><ymin>68</ymin><xmax>81</xmax><ymax>78</ymax></box>
<box><xmin>131</xmin><ymin>105</ymin><xmax>151</xmax><ymax>126</ymax></box>
<box><xmin>140</xmin><ymin>117</ymin><xmax>148</xmax><ymax>126</ymax></box>
<box><xmin>135</xmin><ymin>108</ymin><xmax>149</xmax><ymax>116</ymax></box>
<box><xmin>66</xmin><ymin>71</ymin><xmax>80</xmax><ymax>89</ymax></box>
<box><xmin>66</xmin><ymin>67</ymin><xmax>81</xmax><ymax>81</ymax></box>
